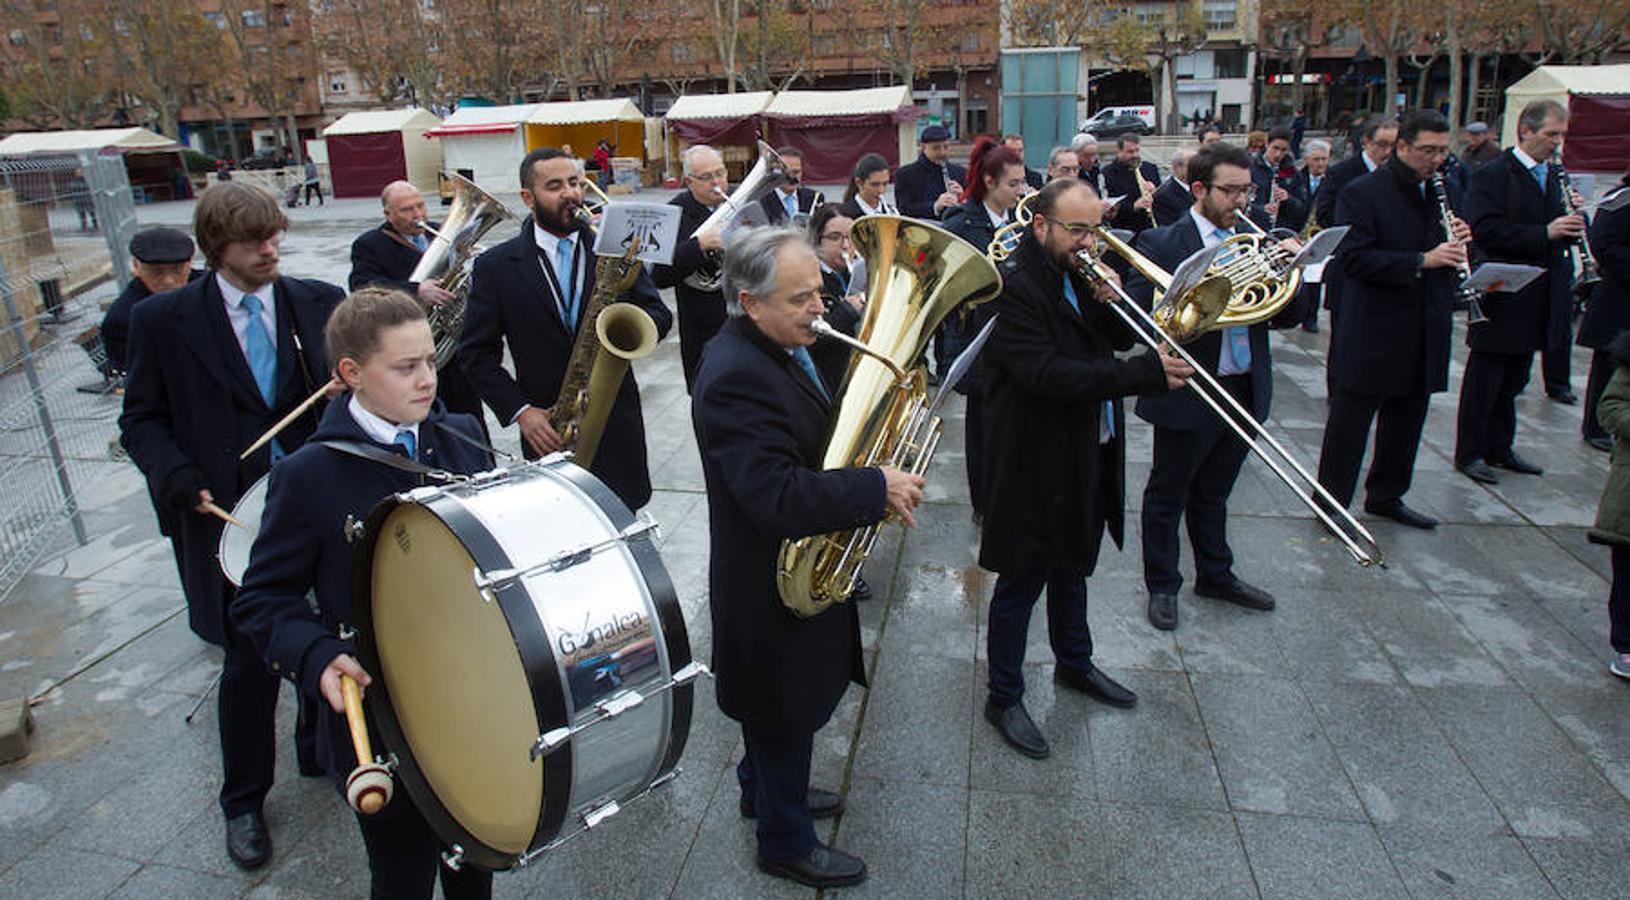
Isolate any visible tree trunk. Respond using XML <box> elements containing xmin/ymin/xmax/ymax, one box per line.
<box><xmin>1414</xmin><ymin>57</ymin><xmax>1433</xmax><ymax>109</ymax></box>
<box><xmin>1465</xmin><ymin>53</ymin><xmax>1482</xmax><ymax>125</ymax></box>
<box><xmin>1149</xmin><ymin>66</ymin><xmax>1164</xmax><ymax>131</ymax></box>
<box><xmin>1446</xmin><ymin>49</ymin><xmax>1463</xmax><ymax>133</ymax></box>
<box><xmin>1383</xmin><ymin>53</ymin><xmax>1399</xmax><ymax>115</ymax></box>
<box><xmin>286</xmin><ymin>113</ymin><xmax>302</xmax><ymax>165</ymax></box>
<box><xmin>1291</xmin><ymin>48</ymin><xmax>1308</xmax><ymax>112</ymax></box>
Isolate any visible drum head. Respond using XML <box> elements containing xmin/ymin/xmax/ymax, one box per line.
<box><xmin>367</xmin><ymin>503</ymin><xmax>542</xmax><ymax>857</ymax></box>
<box><xmin>218</xmin><ymin>475</ymin><xmax>269</xmax><ymax>587</ymax></box>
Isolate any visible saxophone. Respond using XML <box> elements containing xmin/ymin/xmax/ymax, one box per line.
<box><xmin>545</xmin><ymin>211</ymin><xmax>661</xmax><ymax>469</ymax></box>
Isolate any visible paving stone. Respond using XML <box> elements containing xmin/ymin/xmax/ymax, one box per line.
<box><xmin>1522</xmin><ymin>836</ymin><xmax>1630</xmax><ymax>898</ymax></box>
<box><xmin>1444</xmin><ymin>591</ymin><xmax>1602</xmax><ymax>692</ymax></box>
<box><xmin>1350</xmin><ymin>591</ymin><xmax>1510</xmax><ymax>689</ymax></box>
<box><xmin>966</xmin><ymin>661</ymin><xmax>1097</xmax><ymax>801</ymax></box>
<box><xmin>109</xmin><ymin>863</ymin><xmax>247</xmax><ymax>899</ymax></box>
<box><xmin>1236</xmin><ymin>812</ymin><xmax>1404</xmax><ymax>897</ymax></box>
<box><xmin>1088</xmin><ymin>669</ymin><xmax>1226</xmax><ymax>810</ymax></box>
<box><xmin>1097</xmin><ymin>801</ymin><xmax>1257</xmax><ymax>899</ymax></box>
<box><xmin>1261</xmin><ymin>587</ymin><xmax>1399</xmax><ymax>685</ymax></box>
<box><xmin>666</xmin><ymin>770</ymin><xmax>814</xmax><ymax>900</ymax></box>
<box><xmin>1377</xmin><ymin>823</ymin><xmax>1556</xmax><ymax>898</ymax></box>
<box><xmin>852</xmin><ymin>652</ymin><xmax>972</xmax><ymax>789</ymax></box>
<box><xmin>963</xmin><ymin>789</ymin><xmax>1109</xmax><ymax>897</ymax></box>
<box><xmin>0</xmin><ymin>845</ymin><xmax>140</xmax><ymax>899</ymax></box>
<box><xmin>825</xmin><ymin>776</ymin><xmax>966</xmax><ymax>898</ymax></box>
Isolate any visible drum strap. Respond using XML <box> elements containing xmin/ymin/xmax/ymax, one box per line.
<box><xmin>317</xmin><ymin>439</ymin><xmax>461</xmax><ymax>483</ymax></box>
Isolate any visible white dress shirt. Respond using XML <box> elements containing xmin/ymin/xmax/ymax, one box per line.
<box><xmin>533</xmin><ymin>223</ymin><xmax>585</xmax><ymax>314</ymax></box>
<box><xmin>984</xmin><ymin>202</ymin><xmax>1009</xmax><ymax>230</ymax></box>
<box><xmin>349</xmin><ymin>394</ymin><xmax>419</xmax><ymax>447</ymax></box>
<box><xmin>852</xmin><ymin>195</ymin><xmax>895</xmax><ymax>217</ymax></box>
<box><xmin>216</xmin><ymin>272</ymin><xmax>278</xmax><ymax>360</ymax></box>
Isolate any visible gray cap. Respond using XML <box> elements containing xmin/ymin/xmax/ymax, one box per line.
<box><xmin>128</xmin><ymin>227</ymin><xmax>195</xmax><ymax>264</ymax></box>
<box><xmin>920</xmin><ymin>124</ymin><xmax>951</xmax><ymax>143</ymax></box>
<box><xmin>1466</xmin><ymin>121</ymin><xmax>1490</xmax><ymax>134</ymax></box>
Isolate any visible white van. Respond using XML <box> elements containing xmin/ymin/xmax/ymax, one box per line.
<box><xmin>1078</xmin><ymin>106</ymin><xmax>1157</xmax><ymax>135</ymax></box>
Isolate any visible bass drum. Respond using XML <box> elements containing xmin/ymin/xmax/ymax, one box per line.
<box><xmin>352</xmin><ymin>457</ymin><xmax>696</xmax><ymax>871</ymax></box>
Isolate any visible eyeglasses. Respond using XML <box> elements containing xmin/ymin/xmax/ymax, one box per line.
<box><xmin>820</xmin><ymin>232</ymin><xmax>852</xmax><ymax>244</ymax></box>
<box><xmin>1206</xmin><ymin>183</ymin><xmax>1253</xmax><ymax>198</ymax></box>
<box><xmin>1052</xmin><ymin>165</ymin><xmax>1080</xmax><ymax>175</ymax></box>
<box><xmin>1406</xmin><ymin>143</ymin><xmax>1450</xmax><ymax>157</ymax></box>
<box><xmin>1048</xmin><ymin>219</ymin><xmax>1098</xmax><ymax>235</ymax></box>
<box><xmin>688</xmin><ymin>169</ymin><xmax>728</xmax><ymax>183</ymax></box>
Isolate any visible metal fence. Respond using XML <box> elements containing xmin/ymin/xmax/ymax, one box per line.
<box><xmin>0</xmin><ymin>151</ymin><xmax>139</xmax><ymax>597</ymax></box>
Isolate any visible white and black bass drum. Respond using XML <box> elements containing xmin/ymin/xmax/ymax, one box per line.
<box><xmin>352</xmin><ymin>456</ymin><xmax>702</xmax><ymax>871</ymax></box>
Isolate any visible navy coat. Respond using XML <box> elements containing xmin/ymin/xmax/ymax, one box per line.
<box><xmin>1329</xmin><ymin>159</ymin><xmax>1457</xmax><ymax>396</ymax></box>
<box><xmin>940</xmin><ymin>198</ymin><xmax>1006</xmax><ymax>395</ymax></box>
<box><xmin>894</xmin><ymin>154</ymin><xmax>966</xmax><ymax>221</ymax></box>
<box><xmin>1100</xmin><ymin>159</ymin><xmax>1161</xmax><ymax>232</ymax></box>
<box><xmin>758</xmin><ymin>186</ymin><xmax>826</xmax><ymax>226</ymax></box>
<box><xmin>120</xmin><ymin>273</ymin><xmax>343</xmax><ymax>645</ymax></box>
<box><xmin>99</xmin><ymin>269</ymin><xmax>204</xmax><ymax>372</ymax></box>
<box><xmin>458</xmin><ymin>217</ymin><xmax>672</xmax><ymax>510</ymax></box>
<box><xmin>650</xmin><ymin>190</ymin><xmax>725</xmax><ymax>391</ymax></box>
<box><xmin>232</xmin><ymin>397</ymin><xmax>492</xmax><ymax>784</ymax></box>
<box><xmin>1465</xmin><ymin>149</ymin><xmax>1575</xmax><ymax>355</ymax></box>
<box><xmin>1248</xmin><ymin>153</ymin><xmax>1309</xmax><ymax>233</ymax></box>
<box><xmin>692</xmin><ymin>316</ymin><xmax>887</xmax><ymax>735</ymax></box>
<box><xmin>1579</xmin><ymin>182</ymin><xmax>1630</xmax><ymax>350</ymax></box>
<box><xmin>814</xmin><ymin>266</ymin><xmax>862</xmax><ymax>391</ymax></box>
<box><xmin>1316</xmin><ymin>153</ymin><xmax>1375</xmax><ymax>315</ymax></box>
<box><xmin>1127</xmin><ymin>215</ymin><xmax>1298</xmax><ymax>434</ymax></box>
<box><xmin>1152</xmin><ymin>176</ymin><xmax>1192</xmax><ymax>227</ymax></box>
<box><xmin>347</xmin><ymin>221</ymin><xmax>436</xmax><ymax>294</ymax></box>
<box><xmin>978</xmin><ymin>235</ymin><xmax>1167</xmax><ymax>575</ymax></box>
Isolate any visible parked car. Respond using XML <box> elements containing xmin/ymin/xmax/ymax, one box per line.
<box><xmin>1079</xmin><ymin>113</ymin><xmax>1151</xmax><ymax>139</ymax></box>
<box><xmin>239</xmin><ymin>149</ymin><xmax>288</xmax><ymax>170</ymax></box>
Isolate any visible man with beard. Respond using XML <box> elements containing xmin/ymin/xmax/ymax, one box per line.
<box><xmin>1100</xmin><ymin>133</ymin><xmax>1162</xmax><ymax>234</ymax></box>
<box><xmin>119</xmin><ymin>182</ymin><xmax>342</xmax><ymax>871</ymax></box>
<box><xmin>459</xmin><ymin>147</ymin><xmax>673</xmax><ymax>510</ymax></box>
<box><xmin>652</xmin><ymin>144</ymin><xmax>730</xmax><ymax>391</ymax></box>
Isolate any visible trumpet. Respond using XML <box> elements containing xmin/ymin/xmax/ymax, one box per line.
<box><xmin>1430</xmin><ymin>171</ymin><xmax>1486</xmax><ymax>324</ymax></box>
<box><xmin>1072</xmin><ymin>243</ymin><xmax>1384</xmax><ymax>568</ymax></box>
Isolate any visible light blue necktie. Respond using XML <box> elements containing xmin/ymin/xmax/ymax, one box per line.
<box><xmin>1062</xmin><ymin>276</ymin><xmax>1115</xmax><ymax>442</ymax></box>
<box><xmin>783</xmin><ymin>191</ymin><xmax>798</xmax><ymax>220</ymax></box>
<box><xmin>556</xmin><ymin>236</ymin><xmax>577</xmax><ymax>329</ymax></box>
<box><xmin>1211</xmin><ymin>228</ymin><xmax>1252</xmax><ymax>376</ymax></box>
<box><xmin>241</xmin><ymin>294</ymin><xmax>277</xmax><ymax>405</ymax></box>
<box><xmin>1532</xmin><ymin>162</ymin><xmax>1547</xmax><ymax>189</ymax></box>
<box><xmin>792</xmin><ymin>347</ymin><xmax>829</xmax><ymax>400</ymax></box>
<box><xmin>411</xmin><ymin>233</ymin><xmax>428</xmax><ymax>251</ymax></box>
<box><xmin>393</xmin><ymin>430</ymin><xmax>416</xmax><ymax>461</ymax></box>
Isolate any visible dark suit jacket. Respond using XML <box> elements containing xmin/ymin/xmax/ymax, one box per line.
<box><xmin>1024</xmin><ymin>167</ymin><xmax>1045</xmax><ymax>191</ymax></box>
<box><xmin>1319</xmin><ymin>154</ymin><xmax>1379</xmax><ymax>314</ymax></box>
<box><xmin>1579</xmin><ymin>183</ymin><xmax>1630</xmax><ymax>350</ymax></box>
<box><xmin>941</xmin><ymin>198</ymin><xmax>1007</xmax><ymax>395</ymax></box>
<box><xmin>119</xmin><ymin>273</ymin><xmax>342</xmax><ymax>645</ymax></box>
<box><xmin>814</xmin><ymin>266</ymin><xmax>862</xmax><ymax>391</ymax></box>
<box><xmin>978</xmin><ymin>235</ymin><xmax>1166</xmax><ymax>575</ymax></box>
<box><xmin>1127</xmin><ymin>215</ymin><xmax>1295</xmax><ymax>434</ymax></box>
<box><xmin>1294</xmin><ymin>169</ymin><xmax>1327</xmax><ymax>226</ymax></box>
<box><xmin>1152</xmin><ymin>177</ymin><xmax>1192</xmax><ymax>227</ymax></box>
<box><xmin>1329</xmin><ymin>160</ymin><xmax>1457</xmax><ymax>396</ymax></box>
<box><xmin>1101</xmin><ymin>159</ymin><xmax>1161</xmax><ymax>232</ymax></box>
<box><xmin>1248</xmin><ymin>153</ymin><xmax>1309</xmax><ymax>233</ymax></box>
<box><xmin>759</xmin><ymin>186</ymin><xmax>826</xmax><ymax>226</ymax></box>
<box><xmin>894</xmin><ymin>154</ymin><xmax>967</xmax><ymax>220</ymax></box>
<box><xmin>1465</xmin><ymin>149</ymin><xmax>1573</xmax><ymax>354</ymax></box>
<box><xmin>691</xmin><ymin>316</ymin><xmax>886</xmax><ymax>734</ymax></box>
<box><xmin>650</xmin><ymin>190</ymin><xmax>726</xmax><ymax>390</ymax></box>
<box><xmin>348</xmin><ymin>221</ymin><xmax>435</xmax><ymax>293</ymax></box>
<box><xmin>458</xmin><ymin>218</ymin><xmax>672</xmax><ymax>509</ymax></box>
<box><xmin>232</xmin><ymin>397</ymin><xmax>491</xmax><ymax>784</ymax></box>
<box><xmin>100</xmin><ymin>269</ymin><xmax>205</xmax><ymax>372</ymax></box>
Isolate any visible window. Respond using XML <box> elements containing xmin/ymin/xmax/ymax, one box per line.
<box><xmin>1203</xmin><ymin>0</ymin><xmax>1235</xmax><ymax>31</ymax></box>
<box><xmin>7</xmin><ymin>29</ymin><xmax>25</xmax><ymax>47</ymax></box>
<box><xmin>811</xmin><ymin>0</ymin><xmax>834</xmax><ymax>9</ymax></box>
<box><xmin>242</xmin><ymin>9</ymin><xmax>265</xmax><ymax>27</ymax></box>
<box><xmin>205</xmin><ymin>11</ymin><xmax>227</xmax><ymax>28</ymax></box>
<box><xmin>671</xmin><ymin>42</ymin><xmax>693</xmax><ymax>63</ymax></box>
<box><xmin>272</xmin><ymin>4</ymin><xmax>293</xmax><ymax>26</ymax></box>
<box><xmin>812</xmin><ymin>34</ymin><xmax>838</xmax><ymax>56</ymax></box>
<box><xmin>960</xmin><ymin>32</ymin><xmax>979</xmax><ymax>52</ymax></box>
<box><xmin>1214</xmin><ymin>49</ymin><xmax>1248</xmax><ymax>78</ymax></box>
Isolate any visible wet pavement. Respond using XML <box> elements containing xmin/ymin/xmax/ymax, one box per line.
<box><xmin>2</xmin><ymin>192</ymin><xmax>1629</xmax><ymax>897</ymax></box>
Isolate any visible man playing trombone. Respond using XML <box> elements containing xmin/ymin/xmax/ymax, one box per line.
<box><xmin>1316</xmin><ymin>110</ymin><xmax>1468</xmax><ymax>530</ymax></box>
<box><xmin>1126</xmin><ymin>143</ymin><xmax>1304</xmax><ymax>631</ymax></box>
<box><xmin>652</xmin><ymin>144</ymin><xmax>731</xmax><ymax>391</ymax></box>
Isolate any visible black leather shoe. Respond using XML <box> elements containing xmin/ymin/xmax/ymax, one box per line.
<box><xmin>848</xmin><ymin>577</ymin><xmax>872</xmax><ymax>602</ymax></box>
<box><xmin>1301</xmin><ymin>322</ymin><xmax>1320</xmax><ymax>334</ymax></box>
<box><xmin>758</xmin><ymin>843</ymin><xmax>867</xmax><ymax>888</ymax></box>
<box><xmin>1489</xmin><ymin>452</ymin><xmax>1543</xmax><ymax>475</ymax></box>
<box><xmin>1364</xmin><ymin>500</ymin><xmax>1438</xmax><ymax>530</ymax></box>
<box><xmin>1195</xmin><ymin>578</ymin><xmax>1276</xmax><ymax>611</ymax></box>
<box><xmin>225</xmin><ymin>811</ymin><xmax>271</xmax><ymax>871</ymax></box>
<box><xmin>1589</xmin><ymin>435</ymin><xmax>1614</xmax><ymax>452</ymax></box>
<box><xmin>1147</xmin><ymin>592</ymin><xmax>1178</xmax><ymax>630</ymax></box>
<box><xmin>1458</xmin><ymin>459</ymin><xmax>1500</xmax><ymax>485</ymax></box>
<box><xmin>1053</xmin><ymin>665</ymin><xmax>1137</xmax><ymax>708</ymax></box>
<box><xmin>1548</xmin><ymin>388</ymin><xmax>1579</xmax><ymax>405</ymax></box>
<box><xmin>740</xmin><ymin>787</ymin><xmax>845</xmax><ymax>820</ymax></box>
<box><xmin>984</xmin><ymin>699</ymin><xmax>1050</xmax><ymax>758</ymax></box>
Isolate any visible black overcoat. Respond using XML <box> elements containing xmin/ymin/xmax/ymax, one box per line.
<box><xmin>119</xmin><ymin>273</ymin><xmax>342</xmax><ymax>645</ymax></box>
<box><xmin>1100</xmin><ymin>159</ymin><xmax>1161</xmax><ymax>232</ymax></box>
<box><xmin>940</xmin><ymin>198</ymin><xmax>1005</xmax><ymax>396</ymax></box>
<box><xmin>978</xmin><ymin>235</ymin><xmax>1167</xmax><ymax>575</ymax></box>
<box><xmin>1317</xmin><ymin>153</ymin><xmax>1374</xmax><ymax>316</ymax></box>
<box><xmin>348</xmin><ymin>221</ymin><xmax>437</xmax><ymax>293</ymax></box>
<box><xmin>758</xmin><ymin>186</ymin><xmax>826</xmax><ymax>226</ymax></box>
<box><xmin>1464</xmin><ymin>149</ymin><xmax>1573</xmax><ymax>354</ymax></box>
<box><xmin>692</xmin><ymin>316</ymin><xmax>887</xmax><ymax>734</ymax></box>
<box><xmin>458</xmin><ymin>217</ymin><xmax>672</xmax><ymax>509</ymax></box>
<box><xmin>894</xmin><ymin>154</ymin><xmax>966</xmax><ymax>221</ymax></box>
<box><xmin>1579</xmin><ymin>183</ymin><xmax>1630</xmax><ymax>350</ymax></box>
<box><xmin>650</xmin><ymin>190</ymin><xmax>726</xmax><ymax>391</ymax></box>
<box><xmin>1328</xmin><ymin>159</ymin><xmax>1457</xmax><ymax>396</ymax></box>
<box><xmin>1152</xmin><ymin>177</ymin><xmax>1192</xmax><ymax>227</ymax></box>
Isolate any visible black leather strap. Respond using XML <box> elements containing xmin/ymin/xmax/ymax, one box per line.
<box><xmin>316</xmin><ymin>439</ymin><xmax>458</xmax><ymax>482</ymax></box>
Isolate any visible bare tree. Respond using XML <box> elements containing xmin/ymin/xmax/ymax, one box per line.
<box><xmin>314</xmin><ymin>0</ymin><xmax>447</xmax><ymax>108</ymax></box>
<box><xmin>1004</xmin><ymin>0</ymin><xmax>1093</xmax><ymax>47</ymax></box>
<box><xmin>214</xmin><ymin>0</ymin><xmax>321</xmax><ymax>163</ymax></box>
<box><xmin>110</xmin><ymin>2</ymin><xmax>226</xmax><ymax>139</ymax></box>
<box><xmin>1355</xmin><ymin>0</ymin><xmax>1427</xmax><ymax>114</ymax></box>
<box><xmin>0</xmin><ymin>0</ymin><xmax>113</xmax><ymax>129</ymax></box>
<box><xmin>1144</xmin><ymin>0</ymin><xmax>1209</xmax><ymax>134</ymax></box>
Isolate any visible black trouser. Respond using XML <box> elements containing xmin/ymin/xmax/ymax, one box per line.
<box><xmin>355</xmin><ymin>791</ymin><xmax>492</xmax><ymax>900</ymax></box>
<box><xmin>1455</xmin><ymin>349</ymin><xmax>1533</xmax><ymax>466</ymax></box>
<box><xmin>1612</xmin><ymin>547</ymin><xmax>1630</xmax><ymax>655</ymax></box>
<box><xmin>964</xmin><ymin>392</ymin><xmax>985</xmax><ymax>516</ymax></box>
<box><xmin>678</xmin><ymin>295</ymin><xmax>726</xmax><ymax>393</ymax></box>
<box><xmin>1141</xmin><ymin>378</ymin><xmax>1252</xmax><ymax>595</ymax></box>
<box><xmin>1300</xmin><ymin>284</ymin><xmax>1323</xmax><ymax>329</ymax></box>
<box><xmin>218</xmin><ymin>617</ymin><xmax>283</xmax><ymax>817</ymax></box>
<box><xmin>737</xmin><ymin>725</ymin><xmax>817</xmax><ymax>861</ymax></box>
<box><xmin>303</xmin><ymin>183</ymin><xmax>324</xmax><ymax>205</ymax></box>
<box><xmin>985</xmin><ymin>568</ymin><xmax>1093</xmax><ymax>708</ymax></box>
<box><xmin>1585</xmin><ymin>348</ymin><xmax>1613</xmax><ymax>442</ymax></box>
<box><xmin>1543</xmin><ymin>326</ymin><xmax>1572</xmax><ymax>395</ymax></box>
<box><xmin>1317</xmin><ymin>389</ymin><xmax>1430</xmax><ymax>508</ymax></box>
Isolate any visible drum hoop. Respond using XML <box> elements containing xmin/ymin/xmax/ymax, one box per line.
<box><xmin>351</xmin><ymin>488</ymin><xmax>573</xmax><ymax>871</ymax></box>
<box><xmin>216</xmin><ymin>473</ymin><xmax>270</xmax><ymax>588</ymax></box>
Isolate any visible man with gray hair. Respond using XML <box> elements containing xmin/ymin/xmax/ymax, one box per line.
<box><xmin>1152</xmin><ymin>149</ymin><xmax>1192</xmax><ymax>226</ymax></box>
<box><xmin>653</xmin><ymin>144</ymin><xmax>731</xmax><ymax>390</ymax></box>
<box><xmin>692</xmin><ymin>225</ymin><xmax>924</xmax><ymax>888</ymax></box>
<box><xmin>1045</xmin><ymin>145</ymin><xmax>1079</xmax><ymax>182</ymax></box>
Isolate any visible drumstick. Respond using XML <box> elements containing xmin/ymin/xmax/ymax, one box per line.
<box><xmin>341</xmin><ymin>674</ymin><xmax>393</xmax><ymax>814</ymax></box>
<box><xmin>201</xmin><ymin>501</ymin><xmax>245</xmax><ymax>529</ymax></box>
<box><xmin>240</xmin><ymin>377</ymin><xmax>340</xmax><ymax>460</ymax></box>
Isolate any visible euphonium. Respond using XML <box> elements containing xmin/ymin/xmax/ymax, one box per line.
<box><xmin>683</xmin><ymin>141</ymin><xmax>795</xmax><ymax>292</ymax></box>
<box><xmin>411</xmin><ymin>174</ymin><xmax>514</xmax><ymax>368</ymax></box>
<box><xmin>776</xmin><ymin>215</ymin><xmax>1002</xmax><ymax>617</ymax></box>
<box><xmin>545</xmin><ymin>202</ymin><xmax>660</xmax><ymax>469</ymax></box>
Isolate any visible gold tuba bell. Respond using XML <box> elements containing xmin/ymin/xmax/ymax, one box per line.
<box><xmin>776</xmin><ymin>215</ymin><xmax>1002</xmax><ymax>617</ymax></box>
<box><xmin>411</xmin><ymin>174</ymin><xmax>514</xmax><ymax>367</ymax></box>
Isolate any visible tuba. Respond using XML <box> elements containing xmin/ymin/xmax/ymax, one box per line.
<box><xmin>545</xmin><ymin>199</ymin><xmax>661</xmax><ymax>469</ymax></box>
<box><xmin>411</xmin><ymin>174</ymin><xmax>514</xmax><ymax>368</ymax></box>
<box><xmin>683</xmin><ymin>141</ymin><xmax>795</xmax><ymax>292</ymax></box>
<box><xmin>776</xmin><ymin>215</ymin><xmax>1002</xmax><ymax>617</ymax></box>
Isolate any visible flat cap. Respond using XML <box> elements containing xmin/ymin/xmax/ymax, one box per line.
<box><xmin>1465</xmin><ymin>121</ymin><xmax>1490</xmax><ymax>134</ymax></box>
<box><xmin>919</xmin><ymin>124</ymin><xmax>951</xmax><ymax>143</ymax></box>
<box><xmin>129</xmin><ymin>227</ymin><xmax>195</xmax><ymax>264</ymax></box>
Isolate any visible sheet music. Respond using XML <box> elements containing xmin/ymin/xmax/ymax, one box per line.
<box><xmin>1463</xmin><ymin>262</ymin><xmax>1545</xmax><ymax>294</ymax></box>
<box><xmin>592</xmin><ymin>203</ymin><xmax>682</xmax><ymax>266</ymax></box>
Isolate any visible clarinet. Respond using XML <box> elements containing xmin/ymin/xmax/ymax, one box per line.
<box><xmin>1431</xmin><ymin>171</ymin><xmax>1486</xmax><ymax>325</ymax></box>
<box><xmin>1551</xmin><ymin>149</ymin><xmax>1602</xmax><ymax>290</ymax></box>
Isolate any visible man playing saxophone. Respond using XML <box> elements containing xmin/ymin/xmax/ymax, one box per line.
<box><xmin>692</xmin><ymin>227</ymin><xmax>923</xmax><ymax>888</ymax></box>
<box><xmin>459</xmin><ymin>147</ymin><xmax>672</xmax><ymax>510</ymax></box>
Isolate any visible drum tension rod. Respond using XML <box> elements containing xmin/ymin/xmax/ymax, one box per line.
<box><xmin>474</xmin><ymin>515</ymin><xmax>660</xmax><ymax>602</ymax></box>
<box><xmin>516</xmin><ymin>769</ymin><xmax>685</xmax><ymax>866</ymax></box>
<box><xmin>529</xmin><ymin>661</ymin><xmax>711</xmax><ymax>760</ymax></box>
